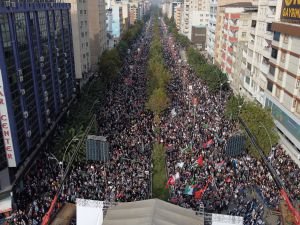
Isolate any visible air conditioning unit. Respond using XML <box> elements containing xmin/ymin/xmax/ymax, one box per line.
<box><xmin>64</xmin><ymin>53</ymin><xmax>67</xmax><ymax>57</ymax></box>
<box><xmin>19</xmin><ymin>75</ymin><xmax>24</xmax><ymax>82</ymax></box>
<box><xmin>20</xmin><ymin>89</ymin><xmax>26</xmax><ymax>95</ymax></box>
<box><xmin>57</xmin><ymin>52</ymin><xmax>60</xmax><ymax>57</ymax></box>
<box><xmin>44</xmin><ymin>91</ymin><xmax>48</xmax><ymax>97</ymax></box>
<box><xmin>23</xmin><ymin>111</ymin><xmax>29</xmax><ymax>119</ymax></box>
<box><xmin>46</xmin><ymin>109</ymin><xmax>50</xmax><ymax>115</ymax></box>
<box><xmin>58</xmin><ymin>79</ymin><xmax>62</xmax><ymax>84</ymax></box>
<box><xmin>40</xmin><ymin>63</ymin><xmax>44</xmax><ymax>68</ymax></box>
<box><xmin>60</xmin><ymin>93</ymin><xmax>64</xmax><ymax>98</ymax></box>
<box><xmin>40</xmin><ymin>56</ymin><xmax>44</xmax><ymax>62</ymax></box>
<box><xmin>60</xmin><ymin>99</ymin><xmax>64</xmax><ymax>104</ymax></box>
<box><xmin>73</xmin><ymin>87</ymin><xmax>76</xmax><ymax>92</ymax></box>
<box><xmin>45</xmin><ymin>96</ymin><xmax>49</xmax><ymax>102</ymax></box>
<box><xmin>26</xmin><ymin>130</ymin><xmax>31</xmax><ymax>138</ymax></box>
<box><xmin>64</xmin><ymin>59</ymin><xmax>68</xmax><ymax>64</ymax></box>
<box><xmin>47</xmin><ymin>118</ymin><xmax>51</xmax><ymax>124</ymax></box>
<box><xmin>65</xmin><ymin>73</ymin><xmax>69</xmax><ymax>78</ymax></box>
<box><xmin>42</xmin><ymin>74</ymin><xmax>47</xmax><ymax>80</ymax></box>
<box><xmin>57</xmin><ymin>67</ymin><xmax>61</xmax><ymax>73</ymax></box>
<box><xmin>56</xmin><ymin>47</ymin><xmax>59</xmax><ymax>52</ymax></box>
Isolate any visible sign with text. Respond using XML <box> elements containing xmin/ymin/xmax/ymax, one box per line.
<box><xmin>0</xmin><ymin>70</ymin><xmax>17</xmax><ymax>167</ymax></box>
<box><xmin>281</xmin><ymin>0</ymin><xmax>300</xmax><ymax>23</ymax></box>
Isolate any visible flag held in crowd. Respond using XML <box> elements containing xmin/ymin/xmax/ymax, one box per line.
<box><xmin>184</xmin><ymin>185</ymin><xmax>194</xmax><ymax>195</ymax></box>
<box><xmin>202</xmin><ymin>139</ymin><xmax>214</xmax><ymax>149</ymax></box>
<box><xmin>166</xmin><ymin>175</ymin><xmax>175</xmax><ymax>188</ymax></box>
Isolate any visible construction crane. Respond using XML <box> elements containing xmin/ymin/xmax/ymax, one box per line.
<box><xmin>239</xmin><ymin>117</ymin><xmax>300</xmax><ymax>225</ymax></box>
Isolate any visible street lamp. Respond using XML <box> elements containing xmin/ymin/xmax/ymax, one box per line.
<box><xmin>62</xmin><ymin>136</ymin><xmax>79</xmax><ymax>168</ymax></box>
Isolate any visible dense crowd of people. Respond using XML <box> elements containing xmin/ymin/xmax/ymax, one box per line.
<box><xmin>6</xmin><ymin>16</ymin><xmax>300</xmax><ymax>225</ymax></box>
<box><xmin>10</xmin><ymin>19</ymin><xmax>154</xmax><ymax>225</ymax></box>
<box><xmin>159</xmin><ymin>18</ymin><xmax>300</xmax><ymax>224</ymax></box>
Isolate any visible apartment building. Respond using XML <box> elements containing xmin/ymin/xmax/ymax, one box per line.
<box><xmin>0</xmin><ymin>0</ymin><xmax>75</xmax><ymax>194</ymax></box>
<box><xmin>207</xmin><ymin>0</ymin><xmax>218</xmax><ymax>62</ymax></box>
<box><xmin>180</xmin><ymin>0</ymin><xmax>210</xmax><ymax>40</ymax></box>
<box><xmin>264</xmin><ymin>1</ymin><xmax>300</xmax><ymax>151</ymax></box>
<box><xmin>87</xmin><ymin>0</ymin><xmax>107</xmax><ymax>71</ymax></box>
<box><xmin>216</xmin><ymin>3</ymin><xmax>257</xmax><ymax>93</ymax></box>
<box><xmin>130</xmin><ymin>5</ymin><xmax>138</xmax><ymax>25</ymax></box>
<box><xmin>240</xmin><ymin>0</ymin><xmax>277</xmax><ymax>105</ymax></box>
<box><xmin>69</xmin><ymin>0</ymin><xmax>91</xmax><ymax>83</ymax></box>
<box><xmin>175</xmin><ymin>4</ymin><xmax>182</xmax><ymax>29</ymax></box>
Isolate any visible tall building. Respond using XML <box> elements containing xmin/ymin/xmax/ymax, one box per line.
<box><xmin>174</xmin><ymin>4</ymin><xmax>182</xmax><ymax>29</ymax></box>
<box><xmin>87</xmin><ymin>0</ymin><xmax>108</xmax><ymax>71</ymax></box>
<box><xmin>215</xmin><ymin>2</ymin><xmax>257</xmax><ymax>93</ymax></box>
<box><xmin>112</xmin><ymin>6</ymin><xmax>123</xmax><ymax>45</ymax></box>
<box><xmin>69</xmin><ymin>0</ymin><xmax>91</xmax><ymax>84</ymax></box>
<box><xmin>0</xmin><ymin>0</ymin><xmax>75</xmax><ymax>194</ymax></box>
<box><xmin>207</xmin><ymin>0</ymin><xmax>218</xmax><ymax>62</ymax></box>
<box><xmin>130</xmin><ymin>5</ymin><xmax>138</xmax><ymax>25</ymax></box>
<box><xmin>265</xmin><ymin>0</ymin><xmax>300</xmax><ymax>152</ymax></box>
<box><xmin>180</xmin><ymin>0</ymin><xmax>210</xmax><ymax>40</ymax></box>
<box><xmin>239</xmin><ymin>0</ymin><xmax>277</xmax><ymax>105</ymax></box>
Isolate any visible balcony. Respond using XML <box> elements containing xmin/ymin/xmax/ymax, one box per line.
<box><xmin>261</xmin><ymin>62</ymin><xmax>270</xmax><ymax>75</ymax></box>
<box><xmin>268</xmin><ymin>0</ymin><xmax>277</xmax><ymax>6</ymax></box>
<box><xmin>248</xmin><ymin>41</ymin><xmax>254</xmax><ymax>50</ymax></box>
<box><xmin>230</xmin><ymin>25</ymin><xmax>239</xmax><ymax>32</ymax></box>
<box><xmin>229</xmin><ymin>36</ymin><xmax>238</xmax><ymax>43</ymax></box>
<box><xmin>250</xmin><ymin>27</ymin><xmax>256</xmax><ymax>35</ymax></box>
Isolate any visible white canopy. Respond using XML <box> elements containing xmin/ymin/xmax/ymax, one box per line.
<box><xmin>103</xmin><ymin>198</ymin><xmax>203</xmax><ymax>225</ymax></box>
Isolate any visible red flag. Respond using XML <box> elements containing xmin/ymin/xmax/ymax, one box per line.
<box><xmin>226</xmin><ymin>177</ymin><xmax>231</xmax><ymax>183</ymax></box>
<box><xmin>197</xmin><ymin>155</ymin><xmax>204</xmax><ymax>167</ymax></box>
<box><xmin>194</xmin><ymin>177</ymin><xmax>212</xmax><ymax>200</ymax></box>
<box><xmin>165</xmin><ymin>175</ymin><xmax>175</xmax><ymax>188</ymax></box>
<box><xmin>194</xmin><ymin>189</ymin><xmax>204</xmax><ymax>199</ymax></box>
<box><xmin>202</xmin><ymin>139</ymin><xmax>214</xmax><ymax>149</ymax></box>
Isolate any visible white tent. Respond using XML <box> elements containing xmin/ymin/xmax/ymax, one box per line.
<box><xmin>103</xmin><ymin>198</ymin><xmax>203</xmax><ymax>225</ymax></box>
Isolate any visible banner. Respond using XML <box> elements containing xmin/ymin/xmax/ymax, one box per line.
<box><xmin>281</xmin><ymin>0</ymin><xmax>300</xmax><ymax>23</ymax></box>
<box><xmin>0</xmin><ymin>70</ymin><xmax>17</xmax><ymax>167</ymax></box>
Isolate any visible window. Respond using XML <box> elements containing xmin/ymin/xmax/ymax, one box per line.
<box><xmin>267</xmin><ymin>80</ymin><xmax>273</xmax><ymax>92</ymax></box>
<box><xmin>247</xmin><ymin>63</ymin><xmax>252</xmax><ymax>71</ymax></box>
<box><xmin>271</xmin><ymin>48</ymin><xmax>278</xmax><ymax>59</ymax></box>
<box><xmin>273</xmin><ymin>31</ymin><xmax>280</xmax><ymax>41</ymax></box>
<box><xmin>246</xmin><ymin>76</ymin><xmax>250</xmax><ymax>84</ymax></box>
<box><xmin>275</xmin><ymin>87</ymin><xmax>280</xmax><ymax>98</ymax></box>
<box><xmin>269</xmin><ymin>65</ymin><xmax>276</xmax><ymax>76</ymax></box>
<box><xmin>266</xmin><ymin>23</ymin><xmax>272</xmax><ymax>32</ymax></box>
<box><xmin>297</xmin><ymin>100</ymin><xmax>300</xmax><ymax>114</ymax></box>
<box><xmin>251</xmin><ymin>20</ymin><xmax>256</xmax><ymax>28</ymax></box>
<box><xmin>278</xmin><ymin>70</ymin><xmax>283</xmax><ymax>81</ymax></box>
<box><xmin>283</xmin><ymin>35</ymin><xmax>289</xmax><ymax>44</ymax></box>
<box><xmin>242</xmin><ymin>32</ymin><xmax>246</xmax><ymax>37</ymax></box>
<box><xmin>281</xmin><ymin>52</ymin><xmax>286</xmax><ymax>63</ymax></box>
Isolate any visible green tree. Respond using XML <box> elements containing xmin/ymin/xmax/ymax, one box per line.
<box><xmin>239</xmin><ymin>102</ymin><xmax>279</xmax><ymax>158</ymax></box>
<box><xmin>224</xmin><ymin>95</ymin><xmax>245</xmax><ymax>121</ymax></box>
<box><xmin>146</xmin><ymin>88</ymin><xmax>169</xmax><ymax>116</ymax></box>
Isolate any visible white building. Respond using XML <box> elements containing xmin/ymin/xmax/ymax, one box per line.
<box><xmin>207</xmin><ymin>0</ymin><xmax>218</xmax><ymax>62</ymax></box>
<box><xmin>241</xmin><ymin>0</ymin><xmax>277</xmax><ymax>105</ymax></box>
<box><xmin>87</xmin><ymin>0</ymin><xmax>107</xmax><ymax>71</ymax></box>
<box><xmin>69</xmin><ymin>0</ymin><xmax>91</xmax><ymax>83</ymax></box>
<box><xmin>180</xmin><ymin>0</ymin><xmax>210</xmax><ymax>40</ymax></box>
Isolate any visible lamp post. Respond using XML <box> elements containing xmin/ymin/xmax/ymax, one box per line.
<box><xmin>61</xmin><ymin>136</ymin><xmax>79</xmax><ymax>169</ymax></box>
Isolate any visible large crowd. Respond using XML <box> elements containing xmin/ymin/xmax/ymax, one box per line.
<box><xmin>10</xmin><ymin>19</ymin><xmax>154</xmax><ymax>225</ymax></box>
<box><xmin>159</xmin><ymin>19</ymin><xmax>300</xmax><ymax>224</ymax></box>
<box><xmin>6</xmin><ymin>16</ymin><xmax>300</xmax><ymax>225</ymax></box>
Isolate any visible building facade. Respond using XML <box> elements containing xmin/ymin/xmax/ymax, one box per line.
<box><xmin>216</xmin><ymin>3</ymin><xmax>257</xmax><ymax>93</ymax></box>
<box><xmin>87</xmin><ymin>0</ymin><xmax>107</xmax><ymax>71</ymax></box>
<box><xmin>265</xmin><ymin>3</ymin><xmax>300</xmax><ymax>151</ymax></box>
<box><xmin>240</xmin><ymin>0</ymin><xmax>276</xmax><ymax>105</ymax></box>
<box><xmin>69</xmin><ymin>0</ymin><xmax>91</xmax><ymax>83</ymax></box>
<box><xmin>0</xmin><ymin>1</ymin><xmax>75</xmax><ymax>191</ymax></box>
<box><xmin>207</xmin><ymin>0</ymin><xmax>218</xmax><ymax>62</ymax></box>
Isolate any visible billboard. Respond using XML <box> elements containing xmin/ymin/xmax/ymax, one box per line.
<box><xmin>77</xmin><ymin>199</ymin><xmax>103</xmax><ymax>225</ymax></box>
<box><xmin>212</xmin><ymin>214</ymin><xmax>243</xmax><ymax>225</ymax></box>
<box><xmin>86</xmin><ymin>135</ymin><xmax>110</xmax><ymax>162</ymax></box>
<box><xmin>0</xmin><ymin>70</ymin><xmax>17</xmax><ymax>167</ymax></box>
<box><xmin>281</xmin><ymin>0</ymin><xmax>300</xmax><ymax>23</ymax></box>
